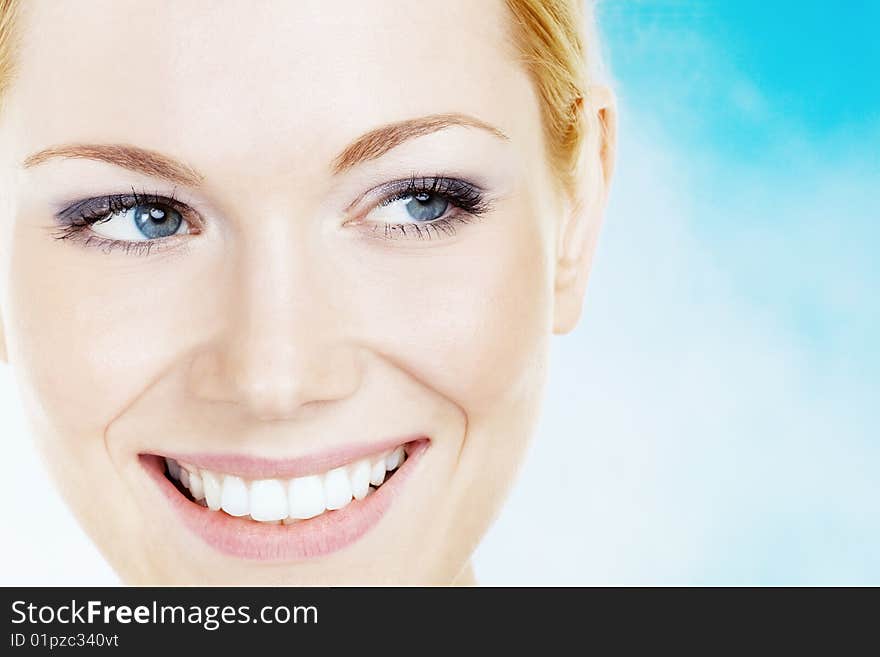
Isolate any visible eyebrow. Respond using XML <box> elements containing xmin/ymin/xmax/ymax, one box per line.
<box><xmin>332</xmin><ymin>113</ymin><xmax>509</xmax><ymax>174</ymax></box>
<box><xmin>21</xmin><ymin>113</ymin><xmax>509</xmax><ymax>183</ymax></box>
<box><xmin>22</xmin><ymin>143</ymin><xmax>205</xmax><ymax>187</ymax></box>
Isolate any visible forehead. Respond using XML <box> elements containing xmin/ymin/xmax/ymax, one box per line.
<box><xmin>5</xmin><ymin>0</ymin><xmax>539</xmax><ymax>176</ymax></box>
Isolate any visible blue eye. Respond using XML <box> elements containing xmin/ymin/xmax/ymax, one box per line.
<box><xmin>366</xmin><ymin>191</ymin><xmax>451</xmax><ymax>227</ymax></box>
<box><xmin>78</xmin><ymin>201</ymin><xmax>188</xmax><ymax>242</ymax></box>
<box><xmin>356</xmin><ymin>176</ymin><xmax>490</xmax><ymax>241</ymax></box>
<box><xmin>132</xmin><ymin>204</ymin><xmax>183</xmax><ymax>239</ymax></box>
<box><xmin>404</xmin><ymin>192</ymin><xmax>449</xmax><ymax>222</ymax></box>
<box><xmin>52</xmin><ymin>191</ymin><xmax>197</xmax><ymax>254</ymax></box>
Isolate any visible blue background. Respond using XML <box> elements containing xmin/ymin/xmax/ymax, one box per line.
<box><xmin>475</xmin><ymin>0</ymin><xmax>879</xmax><ymax>584</ymax></box>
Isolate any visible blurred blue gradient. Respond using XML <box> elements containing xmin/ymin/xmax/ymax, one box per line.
<box><xmin>601</xmin><ymin>1</ymin><xmax>879</xmax><ymax>365</ymax></box>
<box><xmin>475</xmin><ymin>1</ymin><xmax>879</xmax><ymax>584</ymax></box>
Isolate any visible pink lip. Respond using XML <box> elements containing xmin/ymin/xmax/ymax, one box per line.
<box><xmin>161</xmin><ymin>434</ymin><xmax>423</xmax><ymax>479</ymax></box>
<box><xmin>140</xmin><ymin>439</ymin><xmax>428</xmax><ymax>561</ymax></box>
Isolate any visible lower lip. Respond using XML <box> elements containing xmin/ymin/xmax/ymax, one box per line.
<box><xmin>140</xmin><ymin>439</ymin><xmax>428</xmax><ymax>561</ymax></box>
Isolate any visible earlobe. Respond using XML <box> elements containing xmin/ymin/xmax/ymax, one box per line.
<box><xmin>552</xmin><ymin>197</ymin><xmax>595</xmax><ymax>334</ymax></box>
<box><xmin>552</xmin><ymin>85</ymin><xmax>618</xmax><ymax>335</ymax></box>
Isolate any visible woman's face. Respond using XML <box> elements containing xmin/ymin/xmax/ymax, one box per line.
<box><xmin>0</xmin><ymin>0</ymin><xmax>593</xmax><ymax>584</ymax></box>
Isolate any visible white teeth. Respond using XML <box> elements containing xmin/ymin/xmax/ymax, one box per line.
<box><xmin>385</xmin><ymin>446</ymin><xmax>405</xmax><ymax>471</ymax></box>
<box><xmin>349</xmin><ymin>458</ymin><xmax>371</xmax><ymax>501</ymax></box>
<box><xmin>249</xmin><ymin>479</ymin><xmax>288</xmax><ymax>522</ymax></box>
<box><xmin>288</xmin><ymin>475</ymin><xmax>325</xmax><ymax>519</ymax></box>
<box><xmin>369</xmin><ymin>458</ymin><xmax>386</xmax><ymax>486</ymax></box>
<box><xmin>201</xmin><ymin>470</ymin><xmax>222</xmax><ymax>511</ymax></box>
<box><xmin>220</xmin><ymin>475</ymin><xmax>249</xmax><ymax>517</ymax></box>
<box><xmin>323</xmin><ymin>466</ymin><xmax>353</xmax><ymax>510</ymax></box>
<box><xmin>164</xmin><ymin>443</ymin><xmax>409</xmax><ymax>522</ymax></box>
<box><xmin>188</xmin><ymin>469</ymin><xmax>204</xmax><ymax>500</ymax></box>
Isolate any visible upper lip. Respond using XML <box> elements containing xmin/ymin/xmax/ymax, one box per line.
<box><xmin>151</xmin><ymin>434</ymin><xmax>424</xmax><ymax>479</ymax></box>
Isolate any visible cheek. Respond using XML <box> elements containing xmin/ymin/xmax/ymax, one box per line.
<box><xmin>343</xmin><ymin>208</ymin><xmax>555</xmax><ymax>418</ymax></box>
<box><xmin>7</xmin><ymin>222</ymin><xmax>192</xmax><ymax>437</ymax></box>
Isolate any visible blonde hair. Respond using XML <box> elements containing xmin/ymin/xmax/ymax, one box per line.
<box><xmin>0</xmin><ymin>0</ymin><xmax>601</xmax><ymax>196</ymax></box>
<box><xmin>0</xmin><ymin>0</ymin><xmax>20</xmax><ymax>111</ymax></box>
<box><xmin>505</xmin><ymin>0</ymin><xmax>603</xmax><ymax>197</ymax></box>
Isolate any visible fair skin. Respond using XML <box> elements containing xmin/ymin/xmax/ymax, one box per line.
<box><xmin>0</xmin><ymin>0</ymin><xmax>614</xmax><ymax>584</ymax></box>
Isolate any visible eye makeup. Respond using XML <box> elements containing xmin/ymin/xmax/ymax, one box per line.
<box><xmin>49</xmin><ymin>175</ymin><xmax>493</xmax><ymax>256</ymax></box>
<box><xmin>346</xmin><ymin>175</ymin><xmax>493</xmax><ymax>241</ymax></box>
<box><xmin>50</xmin><ymin>187</ymin><xmax>201</xmax><ymax>256</ymax></box>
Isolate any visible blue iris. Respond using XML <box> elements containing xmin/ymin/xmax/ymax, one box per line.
<box><xmin>404</xmin><ymin>192</ymin><xmax>448</xmax><ymax>222</ymax></box>
<box><xmin>133</xmin><ymin>204</ymin><xmax>182</xmax><ymax>239</ymax></box>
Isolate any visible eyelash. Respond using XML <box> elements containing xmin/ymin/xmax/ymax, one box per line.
<box><xmin>362</xmin><ymin>175</ymin><xmax>490</xmax><ymax>241</ymax></box>
<box><xmin>51</xmin><ymin>176</ymin><xmax>490</xmax><ymax>255</ymax></box>
<box><xmin>51</xmin><ymin>188</ymin><xmax>195</xmax><ymax>256</ymax></box>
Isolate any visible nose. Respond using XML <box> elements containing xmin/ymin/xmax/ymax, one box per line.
<box><xmin>188</xmin><ymin>226</ymin><xmax>363</xmax><ymax>421</ymax></box>
<box><xmin>204</xmin><ymin>330</ymin><xmax>364</xmax><ymax>422</ymax></box>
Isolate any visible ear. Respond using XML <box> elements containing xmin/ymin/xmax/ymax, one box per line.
<box><xmin>553</xmin><ymin>84</ymin><xmax>617</xmax><ymax>334</ymax></box>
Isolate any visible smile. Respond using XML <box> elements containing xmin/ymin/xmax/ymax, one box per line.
<box><xmin>165</xmin><ymin>445</ymin><xmax>407</xmax><ymax>523</ymax></box>
<box><xmin>140</xmin><ymin>438</ymin><xmax>428</xmax><ymax>561</ymax></box>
